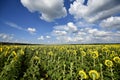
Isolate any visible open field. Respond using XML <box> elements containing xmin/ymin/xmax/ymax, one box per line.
<box><xmin>0</xmin><ymin>44</ymin><xmax>120</xmax><ymax>80</ymax></box>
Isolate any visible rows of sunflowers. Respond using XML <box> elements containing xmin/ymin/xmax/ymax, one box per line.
<box><xmin>0</xmin><ymin>44</ymin><xmax>120</xmax><ymax>80</ymax></box>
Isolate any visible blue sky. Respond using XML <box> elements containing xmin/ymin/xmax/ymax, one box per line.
<box><xmin>0</xmin><ymin>0</ymin><xmax>120</xmax><ymax>44</ymax></box>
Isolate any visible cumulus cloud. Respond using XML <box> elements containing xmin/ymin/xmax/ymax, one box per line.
<box><xmin>0</xmin><ymin>33</ymin><xmax>14</xmax><ymax>42</ymax></box>
<box><xmin>46</xmin><ymin>36</ymin><xmax>51</xmax><ymax>39</ymax></box>
<box><xmin>67</xmin><ymin>22</ymin><xmax>77</xmax><ymax>32</ymax></box>
<box><xmin>37</xmin><ymin>36</ymin><xmax>44</xmax><ymax>40</ymax></box>
<box><xmin>69</xmin><ymin>0</ymin><xmax>120</xmax><ymax>22</ymax></box>
<box><xmin>51</xmin><ymin>21</ymin><xmax>120</xmax><ymax>43</ymax></box>
<box><xmin>27</xmin><ymin>27</ymin><xmax>36</xmax><ymax>34</ymax></box>
<box><xmin>74</xmin><ymin>28</ymin><xmax>120</xmax><ymax>43</ymax></box>
<box><xmin>100</xmin><ymin>16</ymin><xmax>120</xmax><ymax>30</ymax></box>
<box><xmin>21</xmin><ymin>0</ymin><xmax>67</xmax><ymax>22</ymax></box>
<box><xmin>54</xmin><ymin>22</ymin><xmax>78</xmax><ymax>33</ymax></box>
<box><xmin>53</xmin><ymin>30</ymin><xmax>67</xmax><ymax>36</ymax></box>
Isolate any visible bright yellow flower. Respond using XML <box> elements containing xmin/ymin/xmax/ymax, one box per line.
<box><xmin>73</xmin><ymin>50</ymin><xmax>77</xmax><ymax>55</ymax></box>
<box><xmin>66</xmin><ymin>50</ymin><xmax>70</xmax><ymax>54</ymax></box>
<box><xmin>81</xmin><ymin>51</ymin><xmax>86</xmax><ymax>56</ymax></box>
<box><xmin>33</xmin><ymin>56</ymin><xmax>40</xmax><ymax>61</ymax></box>
<box><xmin>106</xmin><ymin>50</ymin><xmax>110</xmax><ymax>54</ymax></box>
<box><xmin>78</xmin><ymin>70</ymin><xmax>87</xmax><ymax>79</ymax></box>
<box><xmin>12</xmin><ymin>51</ymin><xmax>17</xmax><ymax>56</ymax></box>
<box><xmin>91</xmin><ymin>51</ymin><xmax>98</xmax><ymax>59</ymax></box>
<box><xmin>89</xmin><ymin>70</ymin><xmax>100</xmax><ymax>80</ymax></box>
<box><xmin>105</xmin><ymin>60</ymin><xmax>113</xmax><ymax>67</ymax></box>
<box><xmin>112</xmin><ymin>51</ymin><xmax>115</xmax><ymax>54</ymax></box>
<box><xmin>102</xmin><ymin>47</ymin><xmax>108</xmax><ymax>52</ymax></box>
<box><xmin>0</xmin><ymin>48</ymin><xmax>2</xmax><ymax>52</ymax></box>
<box><xmin>48</xmin><ymin>51</ymin><xmax>53</xmax><ymax>56</ymax></box>
<box><xmin>110</xmin><ymin>51</ymin><xmax>118</xmax><ymax>58</ymax></box>
<box><xmin>20</xmin><ymin>49</ymin><xmax>24</xmax><ymax>55</ymax></box>
<box><xmin>113</xmin><ymin>57</ymin><xmax>120</xmax><ymax>64</ymax></box>
<box><xmin>4</xmin><ymin>51</ymin><xmax>8</xmax><ymax>57</ymax></box>
<box><xmin>80</xmin><ymin>48</ymin><xmax>83</xmax><ymax>51</ymax></box>
<box><xmin>14</xmin><ymin>56</ymin><xmax>18</xmax><ymax>61</ymax></box>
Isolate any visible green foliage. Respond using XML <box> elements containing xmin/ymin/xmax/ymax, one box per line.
<box><xmin>0</xmin><ymin>44</ymin><xmax>120</xmax><ymax>80</ymax></box>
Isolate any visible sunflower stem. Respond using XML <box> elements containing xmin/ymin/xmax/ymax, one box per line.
<box><xmin>100</xmin><ymin>64</ymin><xmax>103</xmax><ymax>80</ymax></box>
<box><xmin>94</xmin><ymin>58</ymin><xmax>95</xmax><ymax>67</ymax></box>
<box><xmin>63</xmin><ymin>64</ymin><xmax>66</xmax><ymax>79</ymax></box>
<box><xmin>110</xmin><ymin>68</ymin><xmax>114</xmax><ymax>80</ymax></box>
<box><xmin>81</xmin><ymin>56</ymin><xmax>83</xmax><ymax>65</ymax></box>
<box><xmin>93</xmin><ymin>74</ymin><xmax>95</xmax><ymax>80</ymax></box>
<box><xmin>70</xmin><ymin>62</ymin><xmax>73</xmax><ymax>77</ymax></box>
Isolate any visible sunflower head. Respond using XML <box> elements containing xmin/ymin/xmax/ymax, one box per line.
<box><xmin>89</xmin><ymin>70</ymin><xmax>100</xmax><ymax>80</ymax></box>
<box><xmin>100</xmin><ymin>63</ymin><xmax>103</xmax><ymax>67</ymax></box>
<box><xmin>48</xmin><ymin>51</ymin><xmax>53</xmax><ymax>56</ymax></box>
<box><xmin>79</xmin><ymin>48</ymin><xmax>83</xmax><ymax>51</ymax></box>
<box><xmin>33</xmin><ymin>56</ymin><xmax>40</xmax><ymax>61</ymax></box>
<box><xmin>66</xmin><ymin>50</ymin><xmax>70</xmax><ymax>54</ymax></box>
<box><xmin>78</xmin><ymin>70</ymin><xmax>87</xmax><ymax>79</ymax></box>
<box><xmin>73</xmin><ymin>50</ymin><xmax>77</xmax><ymax>55</ymax></box>
<box><xmin>105</xmin><ymin>60</ymin><xmax>113</xmax><ymax>67</ymax></box>
<box><xmin>0</xmin><ymin>48</ymin><xmax>2</xmax><ymax>52</ymax></box>
<box><xmin>20</xmin><ymin>49</ymin><xmax>24</xmax><ymax>55</ymax></box>
<box><xmin>91</xmin><ymin>51</ymin><xmax>99</xmax><ymax>59</ymax></box>
<box><xmin>4</xmin><ymin>51</ymin><xmax>8</xmax><ymax>57</ymax></box>
<box><xmin>12</xmin><ymin>51</ymin><xmax>17</xmax><ymax>56</ymax></box>
<box><xmin>113</xmin><ymin>57</ymin><xmax>120</xmax><ymax>64</ymax></box>
<box><xmin>81</xmin><ymin>51</ymin><xmax>86</xmax><ymax>56</ymax></box>
<box><xmin>102</xmin><ymin>47</ymin><xmax>108</xmax><ymax>52</ymax></box>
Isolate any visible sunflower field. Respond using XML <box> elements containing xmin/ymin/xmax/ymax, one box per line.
<box><xmin>0</xmin><ymin>44</ymin><xmax>120</xmax><ymax>80</ymax></box>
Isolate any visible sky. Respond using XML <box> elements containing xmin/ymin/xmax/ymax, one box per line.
<box><xmin>0</xmin><ymin>0</ymin><xmax>120</xmax><ymax>44</ymax></box>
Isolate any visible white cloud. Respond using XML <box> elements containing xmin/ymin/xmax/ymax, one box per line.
<box><xmin>5</xmin><ymin>22</ymin><xmax>24</xmax><ymax>30</ymax></box>
<box><xmin>27</xmin><ymin>27</ymin><xmax>36</xmax><ymax>34</ymax></box>
<box><xmin>54</xmin><ymin>22</ymin><xmax>78</xmax><ymax>32</ymax></box>
<box><xmin>51</xmin><ymin>21</ymin><xmax>120</xmax><ymax>43</ymax></box>
<box><xmin>76</xmin><ymin>21</ymin><xmax>95</xmax><ymax>28</ymax></box>
<box><xmin>69</xmin><ymin>0</ymin><xmax>120</xmax><ymax>22</ymax></box>
<box><xmin>67</xmin><ymin>22</ymin><xmax>77</xmax><ymax>32</ymax></box>
<box><xmin>78</xmin><ymin>28</ymin><xmax>120</xmax><ymax>43</ymax></box>
<box><xmin>5</xmin><ymin>22</ymin><xmax>37</xmax><ymax>34</ymax></box>
<box><xmin>37</xmin><ymin>36</ymin><xmax>44</xmax><ymax>40</ymax></box>
<box><xmin>100</xmin><ymin>16</ymin><xmax>120</xmax><ymax>30</ymax></box>
<box><xmin>0</xmin><ymin>33</ymin><xmax>14</xmax><ymax>42</ymax></box>
<box><xmin>46</xmin><ymin>36</ymin><xmax>51</xmax><ymax>39</ymax></box>
<box><xmin>21</xmin><ymin>0</ymin><xmax>67</xmax><ymax>22</ymax></box>
<box><xmin>53</xmin><ymin>30</ymin><xmax>67</xmax><ymax>36</ymax></box>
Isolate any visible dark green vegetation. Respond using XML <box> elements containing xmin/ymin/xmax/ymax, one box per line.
<box><xmin>0</xmin><ymin>44</ymin><xmax>120</xmax><ymax>80</ymax></box>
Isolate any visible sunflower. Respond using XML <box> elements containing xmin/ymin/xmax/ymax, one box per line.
<box><xmin>81</xmin><ymin>51</ymin><xmax>86</xmax><ymax>56</ymax></box>
<box><xmin>48</xmin><ymin>51</ymin><xmax>53</xmax><ymax>56</ymax></box>
<box><xmin>73</xmin><ymin>50</ymin><xmax>77</xmax><ymax>55</ymax></box>
<box><xmin>91</xmin><ymin>51</ymin><xmax>98</xmax><ymax>59</ymax></box>
<box><xmin>89</xmin><ymin>70</ymin><xmax>100</xmax><ymax>80</ymax></box>
<box><xmin>105</xmin><ymin>60</ymin><xmax>113</xmax><ymax>67</ymax></box>
<box><xmin>78</xmin><ymin>70</ymin><xmax>87</xmax><ymax>79</ymax></box>
<box><xmin>12</xmin><ymin>51</ymin><xmax>17</xmax><ymax>56</ymax></box>
<box><xmin>20</xmin><ymin>49</ymin><xmax>24</xmax><ymax>55</ymax></box>
<box><xmin>33</xmin><ymin>56</ymin><xmax>40</xmax><ymax>61</ymax></box>
<box><xmin>0</xmin><ymin>48</ymin><xmax>2</xmax><ymax>52</ymax></box>
<box><xmin>102</xmin><ymin>47</ymin><xmax>108</xmax><ymax>52</ymax></box>
<box><xmin>14</xmin><ymin>55</ymin><xmax>18</xmax><ymax>61</ymax></box>
<box><xmin>113</xmin><ymin>57</ymin><xmax>120</xmax><ymax>64</ymax></box>
<box><xmin>79</xmin><ymin>48</ymin><xmax>83</xmax><ymax>51</ymax></box>
<box><xmin>4</xmin><ymin>51</ymin><xmax>7</xmax><ymax>57</ymax></box>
